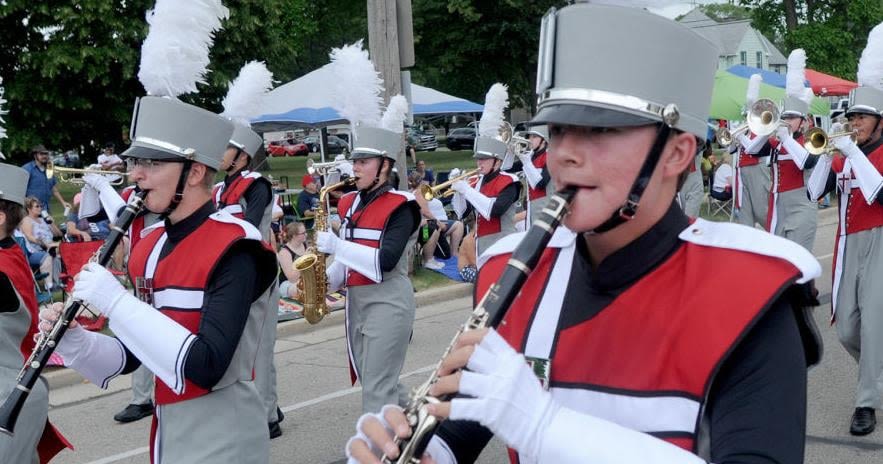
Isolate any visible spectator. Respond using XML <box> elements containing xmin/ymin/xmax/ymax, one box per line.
<box><xmin>97</xmin><ymin>142</ymin><xmax>124</xmax><ymax>172</ymax></box>
<box><xmin>19</xmin><ymin>196</ymin><xmax>61</xmax><ymax>290</ymax></box>
<box><xmin>297</xmin><ymin>174</ymin><xmax>319</xmax><ymax>229</ymax></box>
<box><xmin>22</xmin><ymin>144</ymin><xmax>70</xmax><ymax>213</ymax></box>
<box><xmin>711</xmin><ymin>154</ymin><xmax>734</xmax><ymax>202</ymax></box>
<box><xmin>414</xmin><ymin>159</ymin><xmax>435</xmax><ymax>185</ymax></box>
<box><xmin>277</xmin><ymin>222</ymin><xmax>308</xmax><ymax>299</ymax></box>
<box><xmin>425</xmin><ymin>185</ymin><xmax>464</xmax><ymax>259</ymax></box>
<box><xmin>408</xmin><ymin>172</ymin><xmax>445</xmax><ymax>270</ymax></box>
<box><xmin>457</xmin><ymin>229</ymin><xmax>477</xmax><ymax>283</ymax></box>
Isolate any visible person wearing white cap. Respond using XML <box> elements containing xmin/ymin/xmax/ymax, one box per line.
<box><xmin>347</xmin><ymin>2</ymin><xmax>822</xmax><ymax>463</ymax></box>
<box><xmin>518</xmin><ymin>125</ymin><xmax>555</xmax><ymax>224</ymax></box>
<box><xmin>0</xmin><ymin>163</ymin><xmax>71</xmax><ymax>463</ymax></box>
<box><xmin>451</xmin><ymin>83</ymin><xmax>521</xmax><ymax>259</ymax></box>
<box><xmin>317</xmin><ymin>42</ymin><xmax>420</xmax><ymax>415</ymax></box>
<box><xmin>214</xmin><ymin>61</ymin><xmax>285</xmax><ymax>439</ymax></box>
<box><xmin>807</xmin><ymin>22</ymin><xmax>883</xmax><ymax>437</ymax></box>
<box><xmin>39</xmin><ymin>2</ymin><xmax>277</xmax><ymax>462</ymax></box>
<box><xmin>767</xmin><ymin>49</ymin><xmax>818</xmax><ymax>253</ymax></box>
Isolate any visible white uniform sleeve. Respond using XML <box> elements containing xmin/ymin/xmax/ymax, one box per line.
<box><xmin>779</xmin><ymin>134</ymin><xmax>809</xmax><ymax>170</ymax></box>
<box><xmin>56</xmin><ymin>326</ymin><xmax>128</xmax><ymax>389</ymax></box>
<box><xmin>844</xmin><ymin>146</ymin><xmax>883</xmax><ymax>204</ymax></box>
<box><xmin>806</xmin><ymin>154</ymin><xmax>832</xmax><ymax>201</ymax></box>
<box><xmin>738</xmin><ymin>133</ymin><xmax>770</xmax><ymax>154</ymax></box>
<box><xmin>460</xmin><ymin>184</ymin><xmax>495</xmax><ymax>220</ymax></box>
<box><xmin>519</xmin><ymin>153</ymin><xmax>543</xmax><ymax>188</ymax></box>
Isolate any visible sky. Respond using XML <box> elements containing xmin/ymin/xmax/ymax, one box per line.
<box><xmin>645</xmin><ymin>0</ymin><xmax>728</xmax><ymax>19</ymax></box>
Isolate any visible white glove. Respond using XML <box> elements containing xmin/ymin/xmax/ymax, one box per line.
<box><xmin>775</xmin><ymin>126</ymin><xmax>791</xmax><ymax>142</ymax></box>
<box><xmin>450</xmin><ymin>329</ymin><xmax>558</xmax><ymax>460</ymax></box>
<box><xmin>519</xmin><ymin>152</ymin><xmax>544</xmax><ymax>188</ymax></box>
<box><xmin>326</xmin><ymin>260</ymin><xmax>346</xmax><ymax>293</ymax></box>
<box><xmin>72</xmin><ymin>262</ymin><xmax>128</xmax><ymax>317</ymax></box>
<box><xmin>833</xmin><ymin>135</ymin><xmax>863</xmax><ymax>159</ymax></box>
<box><xmin>316</xmin><ymin>230</ymin><xmax>340</xmax><ymax>254</ymax></box>
<box><xmin>83</xmin><ymin>173</ymin><xmax>111</xmax><ymax>190</ymax></box>
<box><xmin>451</xmin><ymin>180</ymin><xmax>469</xmax><ymax>194</ymax></box>
<box><xmin>345</xmin><ymin>405</ymin><xmax>401</xmax><ymax>463</ymax></box>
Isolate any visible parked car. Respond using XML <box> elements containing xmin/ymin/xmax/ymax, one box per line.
<box><xmin>267</xmin><ymin>140</ymin><xmax>309</xmax><ymax>157</ymax></box>
<box><xmin>445</xmin><ymin>127</ymin><xmax>476</xmax><ymax>151</ymax></box>
<box><xmin>408</xmin><ymin>127</ymin><xmax>438</xmax><ymax>151</ymax></box>
<box><xmin>303</xmin><ymin>135</ymin><xmax>349</xmax><ymax>155</ymax></box>
<box><xmin>52</xmin><ymin>151</ymin><xmax>81</xmax><ymax>168</ymax></box>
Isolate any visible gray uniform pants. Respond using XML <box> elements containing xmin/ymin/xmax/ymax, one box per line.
<box><xmin>253</xmin><ymin>282</ymin><xmax>280</xmax><ymax>423</ymax></box>
<box><xmin>0</xmin><ymin>373</ymin><xmax>47</xmax><ymax>464</ymax></box>
<box><xmin>835</xmin><ymin>228</ymin><xmax>883</xmax><ymax>408</ymax></box>
<box><xmin>131</xmin><ymin>365</ymin><xmax>154</xmax><ymax>405</ymax></box>
<box><xmin>770</xmin><ymin>188</ymin><xmax>817</xmax><ymax>252</ymax></box>
<box><xmin>347</xmin><ymin>276</ymin><xmax>416</xmax><ymax>414</ymax></box>
<box><xmin>679</xmin><ymin>168</ymin><xmax>704</xmax><ymax>218</ymax></box>
<box><xmin>735</xmin><ymin>162</ymin><xmax>770</xmax><ymax>229</ymax></box>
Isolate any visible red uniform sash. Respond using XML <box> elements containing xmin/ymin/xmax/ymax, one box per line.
<box><xmin>476</xmin><ymin>172</ymin><xmax>516</xmax><ymax>237</ymax></box>
<box><xmin>337</xmin><ymin>190</ymin><xmax>410</xmax><ymax>286</ymax></box>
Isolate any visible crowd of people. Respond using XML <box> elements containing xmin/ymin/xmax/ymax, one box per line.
<box><xmin>2</xmin><ymin>2</ymin><xmax>883</xmax><ymax>463</ymax></box>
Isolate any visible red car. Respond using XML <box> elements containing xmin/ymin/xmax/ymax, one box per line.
<box><xmin>267</xmin><ymin>140</ymin><xmax>309</xmax><ymax>157</ymax></box>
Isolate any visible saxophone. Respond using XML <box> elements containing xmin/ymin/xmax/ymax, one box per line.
<box><xmin>294</xmin><ymin>177</ymin><xmax>357</xmax><ymax>324</ymax></box>
<box><xmin>384</xmin><ymin>187</ymin><xmax>576</xmax><ymax>463</ymax></box>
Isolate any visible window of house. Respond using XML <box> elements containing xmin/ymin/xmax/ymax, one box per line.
<box><xmin>740</xmin><ymin>51</ymin><xmax>747</xmax><ymax>66</ymax></box>
<box><xmin>756</xmin><ymin>51</ymin><xmax>763</xmax><ymax>69</ymax></box>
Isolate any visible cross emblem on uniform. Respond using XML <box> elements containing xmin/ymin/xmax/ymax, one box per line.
<box><xmin>135</xmin><ymin>277</ymin><xmax>155</xmax><ymax>305</ymax></box>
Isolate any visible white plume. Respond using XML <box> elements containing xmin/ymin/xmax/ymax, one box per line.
<box><xmin>221</xmin><ymin>61</ymin><xmax>274</xmax><ymax>126</ymax></box>
<box><xmin>0</xmin><ymin>77</ymin><xmax>6</xmax><ymax>159</ymax></box>
<box><xmin>801</xmin><ymin>87</ymin><xmax>815</xmax><ymax>105</ymax></box>
<box><xmin>329</xmin><ymin>40</ymin><xmax>384</xmax><ymax>133</ymax></box>
<box><xmin>479</xmin><ymin>83</ymin><xmax>508</xmax><ymax>138</ymax></box>
<box><xmin>746</xmin><ymin>74</ymin><xmax>762</xmax><ymax>104</ymax></box>
<box><xmin>138</xmin><ymin>0</ymin><xmax>229</xmax><ymax>97</ymax></box>
<box><xmin>786</xmin><ymin>49</ymin><xmax>807</xmax><ymax>99</ymax></box>
<box><xmin>380</xmin><ymin>95</ymin><xmax>409</xmax><ymax>134</ymax></box>
<box><xmin>858</xmin><ymin>22</ymin><xmax>883</xmax><ymax>90</ymax></box>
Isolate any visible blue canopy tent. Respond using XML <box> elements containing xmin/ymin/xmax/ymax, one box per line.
<box><xmin>251</xmin><ymin>63</ymin><xmax>483</xmax><ymax>132</ymax></box>
<box><xmin>725</xmin><ymin>65</ymin><xmax>808</xmax><ymax>89</ymax></box>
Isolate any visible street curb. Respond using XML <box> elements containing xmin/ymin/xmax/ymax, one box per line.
<box><xmin>45</xmin><ymin>282</ymin><xmax>474</xmax><ymax>391</ymax></box>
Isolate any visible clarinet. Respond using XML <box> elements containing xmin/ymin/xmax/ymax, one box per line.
<box><xmin>0</xmin><ymin>191</ymin><xmax>146</xmax><ymax>436</ymax></box>
<box><xmin>385</xmin><ymin>187</ymin><xmax>576</xmax><ymax>463</ymax></box>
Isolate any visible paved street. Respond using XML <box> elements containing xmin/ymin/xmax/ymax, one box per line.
<box><xmin>40</xmin><ymin>207</ymin><xmax>883</xmax><ymax>463</ymax></box>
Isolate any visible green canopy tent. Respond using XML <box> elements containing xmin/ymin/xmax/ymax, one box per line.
<box><xmin>710</xmin><ymin>70</ymin><xmax>828</xmax><ymax>121</ymax></box>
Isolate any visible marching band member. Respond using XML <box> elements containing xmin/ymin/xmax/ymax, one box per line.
<box><xmin>767</xmin><ymin>49</ymin><xmax>818</xmax><ymax>252</ymax></box>
<box><xmin>677</xmin><ymin>151</ymin><xmax>704</xmax><ymax>218</ymax></box>
<box><xmin>451</xmin><ymin>84</ymin><xmax>520</xmax><ymax>260</ymax></box>
<box><xmin>517</xmin><ymin>125</ymin><xmax>554</xmax><ymax>224</ymax></box>
<box><xmin>348</xmin><ymin>3</ymin><xmax>822</xmax><ymax>463</ymax></box>
<box><xmin>216</xmin><ymin>61</ymin><xmax>284</xmax><ymax>439</ymax></box>
<box><xmin>0</xmin><ymin>163</ymin><xmax>70</xmax><ymax>463</ymax></box>
<box><xmin>807</xmin><ymin>22</ymin><xmax>883</xmax><ymax>436</ymax></box>
<box><xmin>40</xmin><ymin>3</ymin><xmax>278</xmax><ymax>462</ymax></box>
<box><xmin>732</xmin><ymin>74</ymin><xmax>773</xmax><ymax>229</ymax></box>
<box><xmin>319</xmin><ymin>42</ymin><xmax>420</xmax><ymax>414</ymax></box>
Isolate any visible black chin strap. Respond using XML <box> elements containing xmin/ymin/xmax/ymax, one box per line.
<box><xmin>591</xmin><ymin>123</ymin><xmax>674</xmax><ymax>234</ymax></box>
<box><xmin>161</xmin><ymin>160</ymin><xmax>193</xmax><ymax>218</ymax></box>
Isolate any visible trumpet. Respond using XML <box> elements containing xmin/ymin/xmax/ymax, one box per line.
<box><xmin>47</xmin><ymin>161</ymin><xmax>128</xmax><ymax>185</ymax></box>
<box><xmin>418</xmin><ymin>169</ymin><xmax>479</xmax><ymax>201</ymax></box>
<box><xmin>307</xmin><ymin>158</ymin><xmax>348</xmax><ymax>176</ymax></box>
<box><xmin>803</xmin><ymin>124</ymin><xmax>858</xmax><ymax>156</ymax></box>
<box><xmin>717</xmin><ymin>99</ymin><xmax>785</xmax><ymax>147</ymax></box>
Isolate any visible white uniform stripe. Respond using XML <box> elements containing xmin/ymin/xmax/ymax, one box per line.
<box><xmin>221</xmin><ymin>204</ymin><xmax>243</xmax><ymax>215</ymax></box>
<box><xmin>524</xmin><ymin>244</ymin><xmax>574</xmax><ymax>359</ymax></box>
<box><xmin>551</xmin><ymin>387</ymin><xmax>701</xmax><ymax>434</ymax></box>
<box><xmin>349</xmin><ymin>228</ymin><xmax>382</xmax><ymax>241</ymax></box>
<box><xmin>153</xmin><ymin>289</ymin><xmax>205</xmax><ymax>310</ymax></box>
<box><xmin>832</xmin><ymin>174</ymin><xmax>850</xmax><ymax>318</ymax></box>
<box><xmin>145</xmin><ymin>233</ymin><xmax>166</xmax><ymax>279</ymax></box>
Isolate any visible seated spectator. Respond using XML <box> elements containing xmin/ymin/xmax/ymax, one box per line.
<box><xmin>19</xmin><ymin>196</ymin><xmax>61</xmax><ymax>289</ymax></box>
<box><xmin>425</xmin><ymin>186</ymin><xmax>464</xmax><ymax>259</ymax></box>
<box><xmin>98</xmin><ymin>142</ymin><xmax>124</xmax><ymax>172</ymax></box>
<box><xmin>65</xmin><ymin>192</ymin><xmax>112</xmax><ymax>242</ymax></box>
<box><xmin>408</xmin><ymin>172</ymin><xmax>446</xmax><ymax>270</ymax></box>
<box><xmin>457</xmin><ymin>229</ymin><xmax>477</xmax><ymax>283</ymax></box>
<box><xmin>414</xmin><ymin>159</ymin><xmax>435</xmax><ymax>185</ymax></box>
<box><xmin>711</xmin><ymin>155</ymin><xmax>733</xmax><ymax>202</ymax></box>
<box><xmin>277</xmin><ymin>222</ymin><xmax>308</xmax><ymax>299</ymax></box>
<box><xmin>298</xmin><ymin>174</ymin><xmax>320</xmax><ymax>229</ymax></box>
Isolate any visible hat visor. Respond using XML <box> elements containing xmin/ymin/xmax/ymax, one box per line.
<box><xmin>472</xmin><ymin>151</ymin><xmax>498</xmax><ymax>160</ymax></box>
<box><xmin>846</xmin><ymin>107</ymin><xmax>882</xmax><ymax>118</ymax></box>
<box><xmin>121</xmin><ymin>143</ymin><xmax>187</xmax><ymax>162</ymax></box>
<box><xmin>530</xmin><ymin>103</ymin><xmax>659</xmax><ymax>129</ymax></box>
<box><xmin>780</xmin><ymin>111</ymin><xmax>805</xmax><ymax>119</ymax></box>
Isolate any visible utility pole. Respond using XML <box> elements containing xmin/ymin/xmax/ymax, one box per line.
<box><xmin>367</xmin><ymin>0</ymin><xmax>415</xmax><ymax>189</ymax></box>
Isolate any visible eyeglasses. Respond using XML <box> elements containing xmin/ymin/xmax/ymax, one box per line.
<box><xmin>126</xmin><ymin>158</ymin><xmax>168</xmax><ymax>170</ymax></box>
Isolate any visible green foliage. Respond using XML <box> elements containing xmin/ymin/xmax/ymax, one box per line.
<box><xmin>739</xmin><ymin>0</ymin><xmax>883</xmax><ymax>80</ymax></box>
<box><xmin>411</xmin><ymin>0</ymin><xmax>568</xmax><ymax>113</ymax></box>
<box><xmin>698</xmin><ymin>3</ymin><xmax>752</xmax><ymax>22</ymax></box>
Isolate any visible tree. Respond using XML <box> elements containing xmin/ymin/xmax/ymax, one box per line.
<box><xmin>697</xmin><ymin>3</ymin><xmax>752</xmax><ymax>22</ymax></box>
<box><xmin>739</xmin><ymin>0</ymin><xmax>883</xmax><ymax>80</ymax></box>
<box><xmin>411</xmin><ymin>0</ymin><xmax>568</xmax><ymax>115</ymax></box>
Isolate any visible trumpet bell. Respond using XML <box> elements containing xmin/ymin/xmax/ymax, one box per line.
<box><xmin>802</xmin><ymin>124</ymin><xmax>857</xmax><ymax>156</ymax></box>
<box><xmin>746</xmin><ymin>99</ymin><xmax>782</xmax><ymax>137</ymax></box>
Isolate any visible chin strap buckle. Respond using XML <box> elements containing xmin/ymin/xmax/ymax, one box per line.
<box><xmin>618</xmin><ymin>198</ymin><xmax>639</xmax><ymax>220</ymax></box>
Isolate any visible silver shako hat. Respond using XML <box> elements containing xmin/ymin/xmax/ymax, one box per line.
<box><xmin>847</xmin><ymin>22</ymin><xmax>883</xmax><ymax>118</ymax></box>
<box><xmin>473</xmin><ymin>137</ymin><xmax>508</xmax><ymax>160</ymax></box>
<box><xmin>846</xmin><ymin>86</ymin><xmax>883</xmax><ymax>118</ymax></box>
<box><xmin>0</xmin><ymin>163</ymin><xmax>29</xmax><ymax>206</ymax></box>
<box><xmin>229</xmin><ymin>122</ymin><xmax>264</xmax><ymax>157</ymax></box>
<box><xmin>527</xmin><ymin>125</ymin><xmax>549</xmax><ymax>140</ymax></box>
<box><xmin>123</xmin><ymin>96</ymin><xmax>234</xmax><ymax>171</ymax></box>
<box><xmin>473</xmin><ymin>83</ymin><xmax>510</xmax><ymax>160</ymax></box>
<box><xmin>531</xmin><ymin>3</ymin><xmax>717</xmax><ymax>139</ymax></box>
<box><xmin>782</xmin><ymin>96</ymin><xmax>809</xmax><ymax>119</ymax></box>
<box><xmin>351</xmin><ymin>126</ymin><xmax>403</xmax><ymax>161</ymax></box>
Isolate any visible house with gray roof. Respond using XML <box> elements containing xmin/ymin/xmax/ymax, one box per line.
<box><xmin>678</xmin><ymin>9</ymin><xmax>787</xmax><ymax>74</ymax></box>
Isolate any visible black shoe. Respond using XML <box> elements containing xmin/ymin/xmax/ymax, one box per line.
<box><xmin>276</xmin><ymin>406</ymin><xmax>285</xmax><ymax>423</ymax></box>
<box><xmin>114</xmin><ymin>402</ymin><xmax>154</xmax><ymax>423</ymax></box>
<box><xmin>850</xmin><ymin>407</ymin><xmax>876</xmax><ymax>436</ymax></box>
<box><xmin>269</xmin><ymin>420</ymin><xmax>282</xmax><ymax>439</ymax></box>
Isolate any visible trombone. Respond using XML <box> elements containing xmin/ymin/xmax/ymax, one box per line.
<box><xmin>717</xmin><ymin>98</ymin><xmax>786</xmax><ymax>147</ymax></box>
<box><xmin>46</xmin><ymin>161</ymin><xmax>128</xmax><ymax>186</ymax></box>
<box><xmin>803</xmin><ymin>124</ymin><xmax>858</xmax><ymax>156</ymax></box>
<box><xmin>419</xmin><ymin>169</ymin><xmax>480</xmax><ymax>201</ymax></box>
